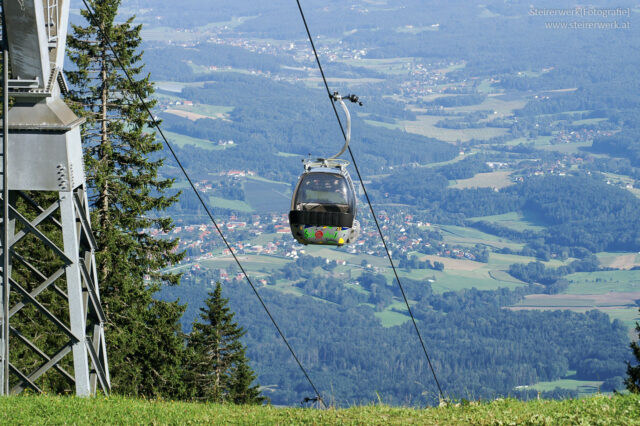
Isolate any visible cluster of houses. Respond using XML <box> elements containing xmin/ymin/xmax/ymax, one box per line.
<box><xmin>399</xmin><ymin>61</ymin><xmax>464</xmax><ymax>98</ymax></box>
<box><xmin>551</xmin><ymin>129</ymin><xmax>613</xmax><ymax>144</ymax></box>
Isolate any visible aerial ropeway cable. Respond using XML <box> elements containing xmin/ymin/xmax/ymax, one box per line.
<box><xmin>294</xmin><ymin>0</ymin><xmax>447</xmax><ymax>402</ymax></box>
<box><xmin>78</xmin><ymin>0</ymin><xmax>327</xmax><ymax>409</ymax></box>
<box><xmin>80</xmin><ymin>0</ymin><xmax>447</xmax><ymax>407</ymax></box>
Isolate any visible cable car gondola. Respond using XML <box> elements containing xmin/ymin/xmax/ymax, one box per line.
<box><xmin>289</xmin><ymin>93</ymin><xmax>361</xmax><ymax>246</ymax></box>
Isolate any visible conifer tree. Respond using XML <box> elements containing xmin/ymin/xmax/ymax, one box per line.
<box><xmin>228</xmin><ymin>351</ymin><xmax>267</xmax><ymax>404</ymax></box>
<box><xmin>65</xmin><ymin>0</ymin><xmax>185</xmax><ymax>397</ymax></box>
<box><xmin>185</xmin><ymin>283</ymin><xmax>265</xmax><ymax>404</ymax></box>
<box><xmin>626</xmin><ymin>314</ymin><xmax>640</xmax><ymax>393</ymax></box>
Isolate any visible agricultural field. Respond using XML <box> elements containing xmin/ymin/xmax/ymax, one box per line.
<box><xmin>163</xmin><ymin>109</ymin><xmax>216</xmax><ymax>121</ymax></box>
<box><xmin>416</xmin><ymin>268</ymin><xmax>524</xmax><ymax>293</ymax></box>
<box><xmin>338</xmin><ymin>57</ymin><xmax>416</xmax><ymax>75</ymax></box>
<box><xmin>477</xmin><ymin>78</ymin><xmax>499</xmax><ymax>94</ymax></box>
<box><xmin>401</xmin><ymin>115</ymin><xmax>509</xmax><ymax>143</ymax></box>
<box><xmin>208</xmin><ymin>196</ymin><xmax>254</xmax><ymax>213</ymax></box>
<box><xmin>565</xmin><ymin>270</ymin><xmax>640</xmax><ymax>294</ymax></box>
<box><xmin>539</xmin><ymin>140</ymin><xmax>593</xmax><ymax>154</ymax></box>
<box><xmin>514</xmin><ymin>292</ymin><xmax>640</xmax><ymax>309</ymax></box>
<box><xmin>527</xmin><ymin>377</ymin><xmax>604</xmax><ymax>397</ymax></box>
<box><xmin>438</xmin><ymin>224</ymin><xmax>525</xmax><ymax>250</ymax></box>
<box><xmin>369</xmin><ymin>242</ymin><xmax>584</xmax><ymax>296</ymax></box>
<box><xmin>511</xmin><ymin>286</ymin><xmax>640</xmax><ymax>340</ymax></box>
<box><xmin>195</xmin><ymin>176</ymin><xmax>291</xmax><ymax>214</ymax></box>
<box><xmin>302</xmin><ymin>76</ymin><xmax>385</xmax><ymax>89</ymax></box>
<box><xmin>167</xmin><ymin>104</ymin><xmax>234</xmax><ymax>121</ymax></box>
<box><xmin>457</xmin><ymin>96</ymin><xmax>526</xmax><ymax>117</ymax></box>
<box><xmin>504</xmin><ymin>254</ymin><xmax>640</xmax><ymax>336</ymax></box>
<box><xmin>467</xmin><ymin>212</ymin><xmax>547</xmax><ymax>232</ymax></box>
<box><xmin>286</xmin><ymin>244</ymin><xmax>531</xmax><ymax>294</ymax></box>
<box><xmin>450</xmin><ymin>171</ymin><xmax>514</xmax><ymax>190</ymax></box>
<box><xmin>161</xmin><ymin>130</ymin><xmax>227</xmax><ymax>151</ymax></box>
<box><xmin>597</xmin><ymin>252</ymin><xmax>640</xmax><ymax>270</ymax></box>
<box><xmin>375</xmin><ymin>305</ymin><xmax>411</xmax><ymax>328</ymax></box>
<box><xmin>400</xmin><ymin>249</ymin><xmax>577</xmax><ymax>294</ymax></box>
<box><xmin>422</xmin><ymin>151</ymin><xmax>476</xmax><ymax>168</ymax></box>
<box><xmin>504</xmin><ymin>135</ymin><xmax>554</xmax><ymax>147</ymax></box>
<box><xmin>243</xmin><ymin>177</ymin><xmax>291</xmax><ymax>213</ymax></box>
<box><xmin>139</xmin><ymin>17</ymin><xmax>257</xmax><ymax>43</ymax></box>
<box><xmin>155</xmin><ymin>81</ymin><xmax>207</xmax><ymax>93</ymax></box>
<box><xmin>364</xmin><ymin>119</ymin><xmax>404</xmax><ymax>131</ymax></box>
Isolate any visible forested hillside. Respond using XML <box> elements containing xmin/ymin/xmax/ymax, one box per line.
<box><xmin>91</xmin><ymin>0</ymin><xmax>640</xmax><ymax>406</ymax></box>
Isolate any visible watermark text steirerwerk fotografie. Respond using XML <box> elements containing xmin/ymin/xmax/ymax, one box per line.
<box><xmin>530</xmin><ymin>7</ymin><xmax>631</xmax><ymax>30</ymax></box>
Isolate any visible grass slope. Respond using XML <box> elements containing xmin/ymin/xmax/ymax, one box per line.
<box><xmin>1</xmin><ymin>394</ymin><xmax>639</xmax><ymax>424</ymax></box>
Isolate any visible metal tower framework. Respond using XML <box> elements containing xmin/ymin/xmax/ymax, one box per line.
<box><xmin>0</xmin><ymin>0</ymin><xmax>109</xmax><ymax>396</ymax></box>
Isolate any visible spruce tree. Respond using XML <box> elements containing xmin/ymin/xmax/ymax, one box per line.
<box><xmin>626</xmin><ymin>314</ymin><xmax>640</xmax><ymax>393</ymax></box>
<box><xmin>185</xmin><ymin>283</ymin><xmax>265</xmax><ymax>404</ymax></box>
<box><xmin>65</xmin><ymin>0</ymin><xmax>185</xmax><ymax>397</ymax></box>
<box><xmin>229</xmin><ymin>351</ymin><xmax>267</xmax><ymax>404</ymax></box>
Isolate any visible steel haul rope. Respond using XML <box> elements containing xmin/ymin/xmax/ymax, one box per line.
<box><xmin>295</xmin><ymin>0</ymin><xmax>446</xmax><ymax>401</ymax></box>
<box><xmin>78</xmin><ymin>0</ymin><xmax>327</xmax><ymax>408</ymax></box>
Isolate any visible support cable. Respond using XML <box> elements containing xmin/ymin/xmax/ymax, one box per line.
<box><xmin>79</xmin><ymin>0</ymin><xmax>326</xmax><ymax>409</ymax></box>
<box><xmin>295</xmin><ymin>0</ymin><xmax>445</xmax><ymax>401</ymax></box>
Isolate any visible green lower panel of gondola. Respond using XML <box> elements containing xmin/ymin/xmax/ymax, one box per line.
<box><xmin>290</xmin><ymin>222</ymin><xmax>360</xmax><ymax>246</ymax></box>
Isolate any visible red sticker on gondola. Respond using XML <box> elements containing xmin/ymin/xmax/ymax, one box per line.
<box><xmin>315</xmin><ymin>230</ymin><xmax>323</xmax><ymax>239</ymax></box>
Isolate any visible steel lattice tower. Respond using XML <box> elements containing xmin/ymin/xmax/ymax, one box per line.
<box><xmin>0</xmin><ymin>0</ymin><xmax>109</xmax><ymax>396</ymax></box>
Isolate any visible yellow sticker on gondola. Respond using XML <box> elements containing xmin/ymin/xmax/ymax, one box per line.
<box><xmin>338</xmin><ymin>238</ymin><xmax>344</xmax><ymax>244</ymax></box>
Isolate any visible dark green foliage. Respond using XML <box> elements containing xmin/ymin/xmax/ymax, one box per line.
<box><xmin>626</xmin><ymin>316</ymin><xmax>640</xmax><ymax>393</ymax></box>
<box><xmin>591</xmin><ymin>130</ymin><xmax>640</xmax><ymax>167</ymax></box>
<box><xmin>508</xmin><ymin>256</ymin><xmax>600</xmax><ymax>293</ymax></box>
<box><xmin>435</xmin><ymin>155</ymin><xmax>493</xmax><ymax>180</ymax></box>
<box><xmin>154</xmin><ymin>70</ymin><xmax>456</xmax><ymax>185</ymax></box>
<box><xmin>228</xmin><ymin>352</ymin><xmax>266</xmax><ymax>405</ymax></box>
<box><xmin>162</xmin><ymin>275</ymin><xmax>630</xmax><ymax>407</ymax></box>
<box><xmin>184</xmin><ymin>283</ymin><xmax>265</xmax><ymax>404</ymax></box>
<box><xmin>65</xmin><ymin>0</ymin><xmax>185</xmax><ymax>397</ymax></box>
<box><xmin>377</xmin><ymin>172</ymin><xmax>640</xmax><ymax>253</ymax></box>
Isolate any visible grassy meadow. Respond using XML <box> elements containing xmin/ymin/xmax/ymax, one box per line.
<box><xmin>1</xmin><ymin>394</ymin><xmax>638</xmax><ymax>424</ymax></box>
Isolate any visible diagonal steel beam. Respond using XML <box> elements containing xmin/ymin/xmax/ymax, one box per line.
<box><xmin>79</xmin><ymin>261</ymin><xmax>105</xmax><ymax>323</ymax></box>
<box><xmin>12</xmin><ymin>344</ymin><xmax>74</xmax><ymax>394</ymax></box>
<box><xmin>84</xmin><ymin>338</ymin><xmax>109</xmax><ymax>394</ymax></box>
<box><xmin>11</xmin><ymin>279</ymin><xmax>79</xmax><ymax>343</ymax></box>
<box><xmin>16</xmin><ymin>191</ymin><xmax>63</xmax><ymax>229</ymax></box>
<box><xmin>10</xmin><ymin>252</ymin><xmax>68</xmax><ymax>300</ymax></box>
<box><xmin>73</xmin><ymin>192</ymin><xmax>97</xmax><ymax>251</ymax></box>
<box><xmin>11</xmin><ymin>199</ymin><xmax>61</xmax><ymax>247</ymax></box>
<box><xmin>9</xmin><ymin>326</ymin><xmax>74</xmax><ymax>383</ymax></box>
<box><xmin>9</xmin><ymin>363</ymin><xmax>42</xmax><ymax>394</ymax></box>
<box><xmin>99</xmin><ymin>326</ymin><xmax>110</xmax><ymax>389</ymax></box>
<box><xmin>9</xmin><ymin>205</ymin><xmax>72</xmax><ymax>265</ymax></box>
<box><xmin>9</xmin><ymin>268</ymin><xmax>65</xmax><ymax>318</ymax></box>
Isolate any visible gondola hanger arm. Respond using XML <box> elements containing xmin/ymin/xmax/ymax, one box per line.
<box><xmin>326</xmin><ymin>92</ymin><xmax>362</xmax><ymax>161</ymax></box>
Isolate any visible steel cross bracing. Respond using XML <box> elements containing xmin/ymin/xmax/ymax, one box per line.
<box><xmin>0</xmin><ymin>188</ymin><xmax>110</xmax><ymax>395</ymax></box>
<box><xmin>0</xmin><ymin>0</ymin><xmax>110</xmax><ymax>396</ymax></box>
